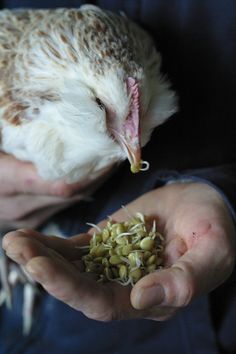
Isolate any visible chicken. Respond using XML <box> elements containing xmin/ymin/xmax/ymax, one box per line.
<box><xmin>0</xmin><ymin>5</ymin><xmax>177</xmax><ymax>333</ymax></box>
<box><xmin>0</xmin><ymin>5</ymin><xmax>177</xmax><ymax>183</ymax></box>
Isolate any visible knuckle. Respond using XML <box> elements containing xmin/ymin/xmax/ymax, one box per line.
<box><xmin>53</xmin><ymin>183</ymin><xmax>74</xmax><ymax>198</ymax></box>
<box><xmin>222</xmin><ymin>248</ymin><xmax>236</xmax><ymax>274</ymax></box>
<box><xmin>167</xmin><ymin>266</ymin><xmax>195</xmax><ymax>307</ymax></box>
<box><xmin>76</xmin><ymin>298</ymin><xmax>116</xmax><ymax>322</ymax></box>
<box><xmin>145</xmin><ymin>307</ymin><xmax>177</xmax><ymax>321</ymax></box>
<box><xmin>217</xmin><ymin>232</ymin><xmax>236</xmax><ymax>274</ymax></box>
<box><xmin>155</xmin><ymin>313</ymin><xmax>175</xmax><ymax>321</ymax></box>
<box><xmin>12</xmin><ymin>205</ymin><xmax>32</xmax><ymax>220</ymax></box>
<box><xmin>9</xmin><ymin>210</ymin><xmax>25</xmax><ymax>220</ymax></box>
<box><xmin>93</xmin><ymin>311</ymin><xmax>116</xmax><ymax>322</ymax></box>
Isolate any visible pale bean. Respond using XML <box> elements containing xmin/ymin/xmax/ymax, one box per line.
<box><xmin>140</xmin><ymin>237</ymin><xmax>155</xmax><ymax>251</ymax></box>
<box><xmin>93</xmin><ymin>244</ymin><xmax>107</xmax><ymax>257</ymax></box>
<box><xmin>102</xmin><ymin>229</ymin><xmax>110</xmax><ymax>242</ymax></box>
<box><xmin>122</xmin><ymin>244</ymin><xmax>133</xmax><ymax>256</ymax></box>
<box><xmin>146</xmin><ymin>254</ymin><xmax>157</xmax><ymax>265</ymax></box>
<box><xmin>104</xmin><ymin>267</ymin><xmax>112</xmax><ymax>279</ymax></box>
<box><xmin>116</xmin><ymin>236</ymin><xmax>128</xmax><ymax>245</ymax></box>
<box><xmin>109</xmin><ymin>249</ymin><xmax>116</xmax><ymax>256</ymax></box>
<box><xmin>128</xmin><ymin>253</ymin><xmax>137</xmax><ymax>267</ymax></box>
<box><xmin>147</xmin><ymin>264</ymin><xmax>156</xmax><ymax>273</ymax></box>
<box><xmin>116</xmin><ymin>223</ymin><xmax>126</xmax><ymax>235</ymax></box>
<box><xmin>143</xmin><ymin>251</ymin><xmax>152</xmax><ymax>260</ymax></box>
<box><xmin>115</xmin><ymin>246</ymin><xmax>123</xmax><ymax>256</ymax></box>
<box><xmin>119</xmin><ymin>265</ymin><xmax>128</xmax><ymax>279</ymax></box>
<box><xmin>129</xmin><ymin>268</ymin><xmax>142</xmax><ymax>282</ymax></box>
<box><xmin>109</xmin><ymin>255</ymin><xmax>123</xmax><ymax>265</ymax></box>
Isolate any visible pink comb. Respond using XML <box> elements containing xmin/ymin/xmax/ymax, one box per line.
<box><xmin>125</xmin><ymin>77</ymin><xmax>140</xmax><ymax>142</ymax></box>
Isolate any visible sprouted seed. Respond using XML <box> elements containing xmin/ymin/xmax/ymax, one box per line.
<box><xmin>130</xmin><ymin>160</ymin><xmax>149</xmax><ymax>173</ymax></box>
<box><xmin>82</xmin><ymin>212</ymin><xmax>164</xmax><ymax>286</ymax></box>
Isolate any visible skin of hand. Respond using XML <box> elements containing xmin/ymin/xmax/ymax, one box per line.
<box><xmin>0</xmin><ymin>152</ymin><xmax>88</xmax><ymax>228</ymax></box>
<box><xmin>2</xmin><ymin>182</ymin><xmax>236</xmax><ymax>321</ymax></box>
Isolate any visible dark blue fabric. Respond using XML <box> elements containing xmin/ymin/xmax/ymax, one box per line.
<box><xmin>0</xmin><ymin>0</ymin><xmax>236</xmax><ymax>353</ymax></box>
<box><xmin>0</xmin><ymin>293</ymin><xmax>219</xmax><ymax>354</ymax></box>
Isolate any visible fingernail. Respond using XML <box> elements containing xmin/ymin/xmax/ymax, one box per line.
<box><xmin>25</xmin><ymin>263</ymin><xmax>43</xmax><ymax>282</ymax></box>
<box><xmin>2</xmin><ymin>235</ymin><xmax>14</xmax><ymax>250</ymax></box>
<box><xmin>2</xmin><ymin>231</ymin><xmax>26</xmax><ymax>250</ymax></box>
<box><xmin>134</xmin><ymin>285</ymin><xmax>165</xmax><ymax>309</ymax></box>
<box><xmin>25</xmin><ymin>263</ymin><xmax>35</xmax><ymax>274</ymax></box>
<box><xmin>5</xmin><ymin>252</ymin><xmax>26</xmax><ymax>265</ymax></box>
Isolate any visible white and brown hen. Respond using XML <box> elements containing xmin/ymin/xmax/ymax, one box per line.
<box><xmin>0</xmin><ymin>5</ymin><xmax>177</xmax><ymax>183</ymax></box>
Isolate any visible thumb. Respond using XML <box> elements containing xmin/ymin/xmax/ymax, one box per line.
<box><xmin>130</xmin><ymin>235</ymin><xmax>233</xmax><ymax>310</ymax></box>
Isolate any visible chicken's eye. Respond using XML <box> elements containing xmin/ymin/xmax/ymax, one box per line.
<box><xmin>96</xmin><ymin>97</ymin><xmax>106</xmax><ymax>111</ymax></box>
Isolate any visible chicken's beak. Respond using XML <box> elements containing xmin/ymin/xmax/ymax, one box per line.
<box><xmin>108</xmin><ymin>126</ymin><xmax>142</xmax><ymax>173</ymax></box>
<box><xmin>107</xmin><ymin>77</ymin><xmax>144</xmax><ymax>173</ymax></box>
<box><xmin>123</xmin><ymin>77</ymin><xmax>142</xmax><ymax>173</ymax></box>
<box><xmin>121</xmin><ymin>137</ymin><xmax>142</xmax><ymax>173</ymax></box>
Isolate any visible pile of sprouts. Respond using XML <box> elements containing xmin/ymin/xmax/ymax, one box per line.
<box><xmin>82</xmin><ymin>211</ymin><xmax>164</xmax><ymax>286</ymax></box>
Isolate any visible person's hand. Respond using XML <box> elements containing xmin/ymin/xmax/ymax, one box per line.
<box><xmin>0</xmin><ymin>152</ymin><xmax>86</xmax><ymax>228</ymax></box>
<box><xmin>2</xmin><ymin>182</ymin><xmax>236</xmax><ymax>321</ymax></box>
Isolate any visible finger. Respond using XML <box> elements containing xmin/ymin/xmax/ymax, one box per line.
<box><xmin>3</xmin><ymin>233</ymin><xmax>64</xmax><ymax>266</ymax></box>
<box><xmin>16</xmin><ymin>165</ymin><xmax>81</xmax><ymax>197</ymax></box>
<box><xmin>25</xmin><ymin>254</ymin><xmax>114</xmax><ymax>319</ymax></box>
<box><xmin>0</xmin><ymin>194</ymin><xmax>84</xmax><ymax>223</ymax></box>
<box><xmin>25</xmin><ymin>254</ymin><xmax>148</xmax><ymax>321</ymax></box>
<box><xmin>2</xmin><ymin>231</ymin><xmax>180</xmax><ymax>321</ymax></box>
<box><xmin>0</xmin><ymin>153</ymin><xmax>81</xmax><ymax>197</ymax></box>
<box><xmin>2</xmin><ymin>230</ymin><xmax>90</xmax><ymax>261</ymax></box>
<box><xmin>2</xmin><ymin>232</ymin><xmax>112</xmax><ymax>319</ymax></box>
<box><xmin>2</xmin><ymin>233</ymin><xmax>111</xmax><ymax>319</ymax></box>
<box><xmin>131</xmin><ymin>232</ymin><xmax>234</xmax><ymax>310</ymax></box>
<box><xmin>2</xmin><ymin>230</ymin><xmax>135</xmax><ymax>320</ymax></box>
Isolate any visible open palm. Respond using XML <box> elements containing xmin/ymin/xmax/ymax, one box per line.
<box><xmin>3</xmin><ymin>182</ymin><xmax>236</xmax><ymax>321</ymax></box>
